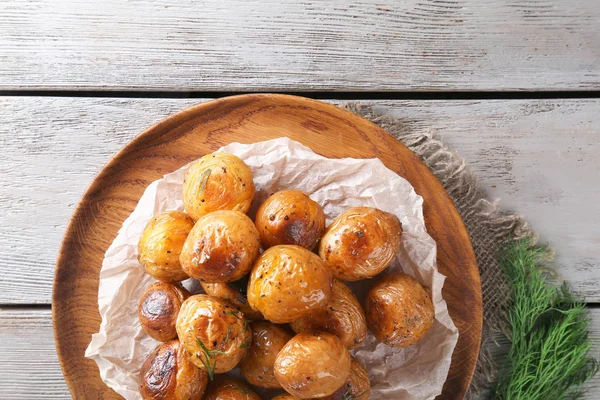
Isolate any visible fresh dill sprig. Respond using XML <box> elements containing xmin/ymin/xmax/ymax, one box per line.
<box><xmin>492</xmin><ymin>240</ymin><xmax>598</xmax><ymax>400</ymax></box>
<box><xmin>195</xmin><ymin>331</ymin><xmax>230</xmax><ymax>381</ymax></box>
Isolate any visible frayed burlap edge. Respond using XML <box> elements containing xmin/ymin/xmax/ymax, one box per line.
<box><xmin>343</xmin><ymin>103</ymin><xmax>543</xmax><ymax>398</ymax></box>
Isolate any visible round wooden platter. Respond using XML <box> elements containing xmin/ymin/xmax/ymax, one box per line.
<box><xmin>53</xmin><ymin>94</ymin><xmax>482</xmax><ymax>399</ymax></box>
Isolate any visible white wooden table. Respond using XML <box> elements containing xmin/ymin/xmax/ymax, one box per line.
<box><xmin>1</xmin><ymin>1</ymin><xmax>599</xmax><ymax>398</ymax></box>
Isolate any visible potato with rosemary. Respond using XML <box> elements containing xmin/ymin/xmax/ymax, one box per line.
<box><xmin>321</xmin><ymin>357</ymin><xmax>370</xmax><ymax>400</ymax></box>
<box><xmin>274</xmin><ymin>332</ymin><xmax>351</xmax><ymax>399</ymax></box>
<box><xmin>255</xmin><ymin>190</ymin><xmax>325</xmax><ymax>250</ymax></box>
<box><xmin>138</xmin><ymin>210</ymin><xmax>195</xmax><ymax>282</ymax></box>
<box><xmin>203</xmin><ymin>376</ymin><xmax>261</xmax><ymax>400</ymax></box>
<box><xmin>239</xmin><ymin>321</ymin><xmax>293</xmax><ymax>388</ymax></box>
<box><xmin>138</xmin><ymin>282</ymin><xmax>190</xmax><ymax>342</ymax></box>
<box><xmin>182</xmin><ymin>153</ymin><xmax>255</xmax><ymax>221</ymax></box>
<box><xmin>365</xmin><ymin>273</ymin><xmax>434</xmax><ymax>347</ymax></box>
<box><xmin>200</xmin><ymin>277</ymin><xmax>263</xmax><ymax>320</ymax></box>
<box><xmin>290</xmin><ymin>279</ymin><xmax>367</xmax><ymax>349</ymax></box>
<box><xmin>139</xmin><ymin>340</ymin><xmax>209</xmax><ymax>400</ymax></box>
<box><xmin>175</xmin><ymin>294</ymin><xmax>252</xmax><ymax>377</ymax></box>
<box><xmin>179</xmin><ymin>210</ymin><xmax>261</xmax><ymax>282</ymax></box>
<box><xmin>319</xmin><ymin>207</ymin><xmax>402</xmax><ymax>281</ymax></box>
<box><xmin>248</xmin><ymin>245</ymin><xmax>333</xmax><ymax>324</ymax></box>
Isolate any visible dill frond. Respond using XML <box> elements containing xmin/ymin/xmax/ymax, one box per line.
<box><xmin>492</xmin><ymin>240</ymin><xmax>598</xmax><ymax>400</ymax></box>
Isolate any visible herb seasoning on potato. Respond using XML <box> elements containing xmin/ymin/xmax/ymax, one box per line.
<box><xmin>255</xmin><ymin>190</ymin><xmax>325</xmax><ymax>250</ymax></box>
<box><xmin>179</xmin><ymin>210</ymin><xmax>261</xmax><ymax>282</ymax></box>
<box><xmin>319</xmin><ymin>207</ymin><xmax>402</xmax><ymax>281</ymax></box>
<box><xmin>365</xmin><ymin>273</ymin><xmax>435</xmax><ymax>347</ymax></box>
<box><xmin>175</xmin><ymin>294</ymin><xmax>252</xmax><ymax>377</ymax></box>
<box><xmin>182</xmin><ymin>153</ymin><xmax>255</xmax><ymax>221</ymax></box>
<box><xmin>138</xmin><ymin>210</ymin><xmax>195</xmax><ymax>282</ymax></box>
<box><xmin>248</xmin><ymin>245</ymin><xmax>333</xmax><ymax>324</ymax></box>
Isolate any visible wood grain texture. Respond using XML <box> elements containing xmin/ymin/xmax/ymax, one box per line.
<box><xmin>0</xmin><ymin>308</ymin><xmax>70</xmax><ymax>399</ymax></box>
<box><xmin>52</xmin><ymin>94</ymin><xmax>481</xmax><ymax>399</ymax></box>
<box><xmin>1</xmin><ymin>307</ymin><xmax>599</xmax><ymax>399</ymax></box>
<box><xmin>1</xmin><ymin>97</ymin><xmax>599</xmax><ymax>304</ymax></box>
<box><xmin>1</xmin><ymin>0</ymin><xmax>599</xmax><ymax>91</ymax></box>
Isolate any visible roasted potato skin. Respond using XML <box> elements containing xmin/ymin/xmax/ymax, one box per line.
<box><xmin>183</xmin><ymin>153</ymin><xmax>255</xmax><ymax>221</ymax></box>
<box><xmin>272</xmin><ymin>395</ymin><xmax>299</xmax><ymax>400</ymax></box>
<box><xmin>322</xmin><ymin>357</ymin><xmax>370</xmax><ymax>400</ymax></box>
<box><xmin>203</xmin><ymin>376</ymin><xmax>261</xmax><ymax>400</ymax></box>
<box><xmin>290</xmin><ymin>279</ymin><xmax>367</xmax><ymax>349</ymax></box>
<box><xmin>138</xmin><ymin>211</ymin><xmax>195</xmax><ymax>282</ymax></box>
<box><xmin>255</xmin><ymin>190</ymin><xmax>325</xmax><ymax>250</ymax></box>
<box><xmin>239</xmin><ymin>321</ymin><xmax>293</xmax><ymax>388</ymax></box>
<box><xmin>175</xmin><ymin>294</ymin><xmax>252</xmax><ymax>374</ymax></box>
<box><xmin>200</xmin><ymin>279</ymin><xmax>263</xmax><ymax>320</ymax></box>
<box><xmin>138</xmin><ymin>282</ymin><xmax>190</xmax><ymax>342</ymax></box>
<box><xmin>248</xmin><ymin>245</ymin><xmax>333</xmax><ymax>324</ymax></box>
<box><xmin>180</xmin><ymin>210</ymin><xmax>261</xmax><ymax>282</ymax></box>
<box><xmin>365</xmin><ymin>273</ymin><xmax>435</xmax><ymax>347</ymax></box>
<box><xmin>139</xmin><ymin>340</ymin><xmax>208</xmax><ymax>400</ymax></box>
<box><xmin>274</xmin><ymin>332</ymin><xmax>351</xmax><ymax>399</ymax></box>
<box><xmin>319</xmin><ymin>207</ymin><xmax>402</xmax><ymax>281</ymax></box>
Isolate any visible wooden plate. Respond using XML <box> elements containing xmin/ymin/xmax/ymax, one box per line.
<box><xmin>53</xmin><ymin>94</ymin><xmax>482</xmax><ymax>399</ymax></box>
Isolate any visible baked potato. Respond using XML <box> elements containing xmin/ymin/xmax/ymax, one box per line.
<box><xmin>274</xmin><ymin>332</ymin><xmax>351</xmax><ymax>398</ymax></box>
<box><xmin>200</xmin><ymin>277</ymin><xmax>263</xmax><ymax>320</ymax></box>
<box><xmin>138</xmin><ymin>210</ymin><xmax>195</xmax><ymax>282</ymax></box>
<box><xmin>239</xmin><ymin>321</ymin><xmax>293</xmax><ymax>388</ymax></box>
<box><xmin>175</xmin><ymin>294</ymin><xmax>252</xmax><ymax>375</ymax></box>
<box><xmin>182</xmin><ymin>152</ymin><xmax>255</xmax><ymax>221</ymax></box>
<box><xmin>180</xmin><ymin>210</ymin><xmax>261</xmax><ymax>282</ymax></box>
<box><xmin>255</xmin><ymin>190</ymin><xmax>325</xmax><ymax>250</ymax></box>
<box><xmin>138</xmin><ymin>281</ymin><xmax>190</xmax><ymax>342</ymax></box>
<box><xmin>319</xmin><ymin>207</ymin><xmax>402</xmax><ymax>281</ymax></box>
<box><xmin>290</xmin><ymin>279</ymin><xmax>367</xmax><ymax>349</ymax></box>
<box><xmin>139</xmin><ymin>340</ymin><xmax>208</xmax><ymax>400</ymax></box>
<box><xmin>365</xmin><ymin>273</ymin><xmax>435</xmax><ymax>347</ymax></box>
<box><xmin>321</xmin><ymin>357</ymin><xmax>370</xmax><ymax>400</ymax></box>
<box><xmin>271</xmin><ymin>395</ymin><xmax>298</xmax><ymax>400</ymax></box>
<box><xmin>248</xmin><ymin>245</ymin><xmax>333</xmax><ymax>323</ymax></box>
<box><xmin>203</xmin><ymin>376</ymin><xmax>261</xmax><ymax>400</ymax></box>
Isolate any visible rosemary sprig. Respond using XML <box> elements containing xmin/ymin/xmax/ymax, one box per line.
<box><xmin>229</xmin><ymin>385</ymin><xmax>250</xmax><ymax>394</ymax></box>
<box><xmin>343</xmin><ymin>389</ymin><xmax>367</xmax><ymax>400</ymax></box>
<box><xmin>492</xmin><ymin>240</ymin><xmax>598</xmax><ymax>400</ymax></box>
<box><xmin>240</xmin><ymin>335</ymin><xmax>251</xmax><ymax>349</ymax></box>
<box><xmin>225</xmin><ymin>310</ymin><xmax>249</xmax><ymax>332</ymax></box>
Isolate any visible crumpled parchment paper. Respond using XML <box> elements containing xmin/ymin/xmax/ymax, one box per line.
<box><xmin>85</xmin><ymin>137</ymin><xmax>458</xmax><ymax>400</ymax></box>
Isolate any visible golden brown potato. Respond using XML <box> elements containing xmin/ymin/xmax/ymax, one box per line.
<box><xmin>138</xmin><ymin>282</ymin><xmax>190</xmax><ymax>342</ymax></box>
<box><xmin>139</xmin><ymin>340</ymin><xmax>208</xmax><ymax>400</ymax></box>
<box><xmin>255</xmin><ymin>190</ymin><xmax>325</xmax><ymax>250</ymax></box>
<box><xmin>239</xmin><ymin>321</ymin><xmax>293</xmax><ymax>388</ymax></box>
<box><xmin>290</xmin><ymin>279</ymin><xmax>367</xmax><ymax>349</ymax></box>
<box><xmin>138</xmin><ymin>211</ymin><xmax>195</xmax><ymax>282</ymax></box>
<box><xmin>274</xmin><ymin>332</ymin><xmax>351</xmax><ymax>399</ymax></box>
<box><xmin>203</xmin><ymin>376</ymin><xmax>261</xmax><ymax>400</ymax></box>
<box><xmin>180</xmin><ymin>210</ymin><xmax>261</xmax><ymax>282</ymax></box>
<box><xmin>248</xmin><ymin>245</ymin><xmax>333</xmax><ymax>324</ymax></box>
<box><xmin>200</xmin><ymin>278</ymin><xmax>263</xmax><ymax>320</ymax></box>
<box><xmin>176</xmin><ymin>294</ymin><xmax>252</xmax><ymax>375</ymax></box>
<box><xmin>271</xmin><ymin>395</ymin><xmax>298</xmax><ymax>400</ymax></box>
<box><xmin>182</xmin><ymin>153</ymin><xmax>255</xmax><ymax>221</ymax></box>
<box><xmin>319</xmin><ymin>207</ymin><xmax>402</xmax><ymax>281</ymax></box>
<box><xmin>365</xmin><ymin>273</ymin><xmax>435</xmax><ymax>347</ymax></box>
<box><xmin>321</xmin><ymin>357</ymin><xmax>370</xmax><ymax>400</ymax></box>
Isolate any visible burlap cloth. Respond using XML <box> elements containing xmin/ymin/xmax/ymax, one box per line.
<box><xmin>344</xmin><ymin>104</ymin><xmax>534</xmax><ymax>398</ymax></box>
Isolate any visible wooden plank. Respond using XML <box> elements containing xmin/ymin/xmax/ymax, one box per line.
<box><xmin>1</xmin><ymin>97</ymin><xmax>599</xmax><ymax>304</ymax></box>
<box><xmin>0</xmin><ymin>308</ymin><xmax>70</xmax><ymax>398</ymax></box>
<box><xmin>0</xmin><ymin>0</ymin><xmax>599</xmax><ymax>91</ymax></box>
<box><xmin>1</xmin><ymin>307</ymin><xmax>599</xmax><ymax>399</ymax></box>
